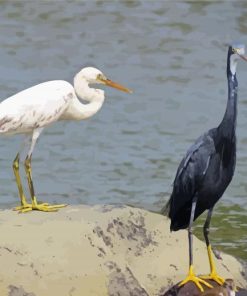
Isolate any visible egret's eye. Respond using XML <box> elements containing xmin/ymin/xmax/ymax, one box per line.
<box><xmin>97</xmin><ymin>73</ymin><xmax>107</xmax><ymax>82</ymax></box>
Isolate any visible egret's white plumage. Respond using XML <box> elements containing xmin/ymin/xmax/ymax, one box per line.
<box><xmin>0</xmin><ymin>80</ymin><xmax>72</xmax><ymax>134</ymax></box>
<box><xmin>1</xmin><ymin>67</ymin><xmax>131</xmax><ymax>212</ymax></box>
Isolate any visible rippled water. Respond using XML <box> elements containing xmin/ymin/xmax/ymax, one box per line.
<box><xmin>0</xmin><ymin>1</ymin><xmax>246</xmax><ymax>261</ymax></box>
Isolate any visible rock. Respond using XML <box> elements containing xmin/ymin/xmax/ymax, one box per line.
<box><xmin>0</xmin><ymin>205</ymin><xmax>245</xmax><ymax>296</ymax></box>
<box><xmin>161</xmin><ymin>279</ymin><xmax>236</xmax><ymax>296</ymax></box>
<box><xmin>237</xmin><ymin>290</ymin><xmax>247</xmax><ymax>296</ymax></box>
<box><xmin>161</xmin><ymin>279</ymin><xmax>247</xmax><ymax>296</ymax></box>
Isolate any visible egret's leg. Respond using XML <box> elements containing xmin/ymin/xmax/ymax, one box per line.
<box><xmin>24</xmin><ymin>155</ymin><xmax>39</xmax><ymax>209</ymax></box>
<box><xmin>200</xmin><ymin>208</ymin><xmax>225</xmax><ymax>285</ymax></box>
<box><xmin>179</xmin><ymin>196</ymin><xmax>213</xmax><ymax>292</ymax></box>
<box><xmin>13</xmin><ymin>136</ymin><xmax>32</xmax><ymax>211</ymax></box>
<box><xmin>12</xmin><ymin>153</ymin><xmax>29</xmax><ymax>209</ymax></box>
<box><xmin>17</xmin><ymin>128</ymin><xmax>66</xmax><ymax>213</ymax></box>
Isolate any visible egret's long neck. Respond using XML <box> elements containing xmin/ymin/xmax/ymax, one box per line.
<box><xmin>64</xmin><ymin>76</ymin><xmax>105</xmax><ymax>121</ymax></box>
<box><xmin>74</xmin><ymin>75</ymin><xmax>101</xmax><ymax>103</ymax></box>
<box><xmin>219</xmin><ymin>56</ymin><xmax>238</xmax><ymax>139</ymax></box>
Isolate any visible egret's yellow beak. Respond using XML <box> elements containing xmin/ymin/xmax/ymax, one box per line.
<box><xmin>104</xmin><ymin>79</ymin><xmax>132</xmax><ymax>93</ymax></box>
<box><xmin>98</xmin><ymin>76</ymin><xmax>132</xmax><ymax>93</ymax></box>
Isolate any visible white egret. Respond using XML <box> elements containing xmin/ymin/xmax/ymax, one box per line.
<box><xmin>0</xmin><ymin>67</ymin><xmax>132</xmax><ymax>213</ymax></box>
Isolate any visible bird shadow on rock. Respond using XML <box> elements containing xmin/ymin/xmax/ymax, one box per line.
<box><xmin>159</xmin><ymin>279</ymin><xmax>247</xmax><ymax>296</ymax></box>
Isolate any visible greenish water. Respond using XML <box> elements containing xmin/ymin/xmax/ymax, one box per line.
<box><xmin>195</xmin><ymin>203</ymin><xmax>247</xmax><ymax>260</ymax></box>
<box><xmin>0</xmin><ymin>1</ymin><xmax>246</xmax><ymax>261</ymax></box>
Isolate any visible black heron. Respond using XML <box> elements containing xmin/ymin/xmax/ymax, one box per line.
<box><xmin>163</xmin><ymin>43</ymin><xmax>247</xmax><ymax>291</ymax></box>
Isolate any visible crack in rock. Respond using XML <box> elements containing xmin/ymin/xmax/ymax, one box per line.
<box><xmin>105</xmin><ymin>261</ymin><xmax>149</xmax><ymax>296</ymax></box>
<box><xmin>8</xmin><ymin>285</ymin><xmax>36</xmax><ymax>296</ymax></box>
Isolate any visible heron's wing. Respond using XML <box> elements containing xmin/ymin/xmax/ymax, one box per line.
<box><xmin>165</xmin><ymin>131</ymin><xmax>216</xmax><ymax>220</ymax></box>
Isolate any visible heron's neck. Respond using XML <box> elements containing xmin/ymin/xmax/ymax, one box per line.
<box><xmin>63</xmin><ymin>77</ymin><xmax>105</xmax><ymax>121</ymax></box>
<box><xmin>219</xmin><ymin>73</ymin><xmax>238</xmax><ymax>138</ymax></box>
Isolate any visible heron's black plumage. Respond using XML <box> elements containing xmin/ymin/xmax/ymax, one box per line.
<box><xmin>164</xmin><ymin>45</ymin><xmax>239</xmax><ymax>232</ymax></box>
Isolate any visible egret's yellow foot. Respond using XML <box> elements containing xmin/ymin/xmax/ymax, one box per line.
<box><xmin>200</xmin><ymin>245</ymin><xmax>225</xmax><ymax>285</ymax></box>
<box><xmin>179</xmin><ymin>265</ymin><xmax>213</xmax><ymax>292</ymax></box>
<box><xmin>13</xmin><ymin>198</ymin><xmax>67</xmax><ymax>213</ymax></box>
<box><xmin>21</xmin><ymin>203</ymin><xmax>66</xmax><ymax>213</ymax></box>
<box><xmin>13</xmin><ymin>199</ymin><xmax>32</xmax><ymax>211</ymax></box>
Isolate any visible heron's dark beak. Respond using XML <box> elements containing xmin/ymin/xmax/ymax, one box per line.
<box><xmin>238</xmin><ymin>53</ymin><xmax>247</xmax><ymax>62</ymax></box>
<box><xmin>100</xmin><ymin>77</ymin><xmax>132</xmax><ymax>93</ymax></box>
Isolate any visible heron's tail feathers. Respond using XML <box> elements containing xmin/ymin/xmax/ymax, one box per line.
<box><xmin>160</xmin><ymin>199</ymin><xmax>170</xmax><ymax>216</ymax></box>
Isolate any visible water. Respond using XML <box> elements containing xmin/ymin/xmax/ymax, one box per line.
<box><xmin>0</xmin><ymin>1</ymin><xmax>246</xmax><ymax>261</ymax></box>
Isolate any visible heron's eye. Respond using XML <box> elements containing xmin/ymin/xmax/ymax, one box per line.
<box><xmin>232</xmin><ymin>48</ymin><xmax>239</xmax><ymax>54</ymax></box>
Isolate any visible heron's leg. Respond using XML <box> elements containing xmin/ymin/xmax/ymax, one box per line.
<box><xmin>17</xmin><ymin>128</ymin><xmax>66</xmax><ymax>213</ymax></box>
<box><xmin>179</xmin><ymin>195</ymin><xmax>213</xmax><ymax>292</ymax></box>
<box><xmin>200</xmin><ymin>208</ymin><xmax>225</xmax><ymax>285</ymax></box>
<box><xmin>12</xmin><ymin>153</ymin><xmax>29</xmax><ymax>209</ymax></box>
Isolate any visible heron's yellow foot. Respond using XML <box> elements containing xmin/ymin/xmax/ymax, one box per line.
<box><xmin>179</xmin><ymin>265</ymin><xmax>213</xmax><ymax>292</ymax></box>
<box><xmin>200</xmin><ymin>272</ymin><xmax>225</xmax><ymax>285</ymax></box>
<box><xmin>200</xmin><ymin>245</ymin><xmax>225</xmax><ymax>285</ymax></box>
